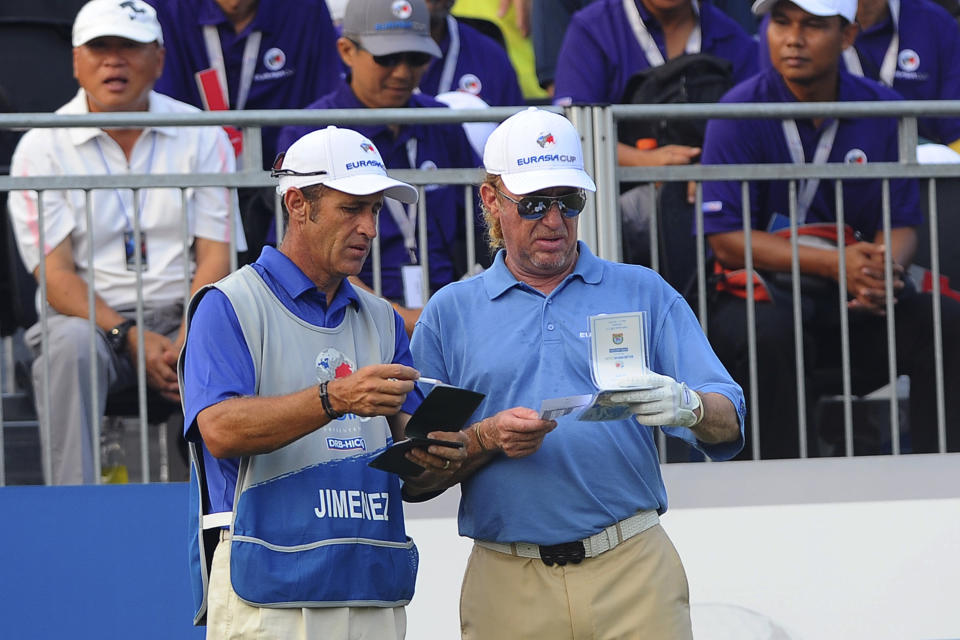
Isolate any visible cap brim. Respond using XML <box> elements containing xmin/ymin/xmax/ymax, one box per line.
<box><xmin>327</xmin><ymin>174</ymin><xmax>419</xmax><ymax>204</ymax></box>
<box><xmin>73</xmin><ymin>26</ymin><xmax>160</xmax><ymax>47</ymax></box>
<box><xmin>356</xmin><ymin>33</ymin><xmax>441</xmax><ymax>58</ymax></box>
<box><xmin>752</xmin><ymin>0</ymin><xmax>842</xmax><ymax>16</ymax></box>
<box><xmin>500</xmin><ymin>169</ymin><xmax>597</xmax><ymax>195</ymax></box>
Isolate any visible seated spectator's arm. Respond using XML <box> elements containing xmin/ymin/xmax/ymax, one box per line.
<box><xmin>39</xmin><ymin>235</ymin><xmax>128</xmax><ymax>331</ymax></box>
<box><xmin>197</xmin><ymin>363</ymin><xmax>419</xmax><ymax>458</ymax></box>
<box><xmin>708</xmin><ymin>228</ymin><xmax>840</xmax><ymax>278</ymax></box>
<box><xmin>617</xmin><ymin>142</ymin><xmax>701</xmax><ymax>167</ymax></box>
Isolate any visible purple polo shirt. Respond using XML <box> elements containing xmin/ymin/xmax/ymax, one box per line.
<box><xmin>276</xmin><ymin>82</ymin><xmax>481</xmax><ymax>301</ymax></box>
<box><xmin>419</xmin><ymin>18</ymin><xmax>525</xmax><ymax>106</ymax></box>
<box><xmin>148</xmin><ymin>0</ymin><xmax>341</xmax><ymax>165</ymax></box>
<box><xmin>700</xmin><ymin>67</ymin><xmax>921</xmax><ymax>237</ymax></box>
<box><xmin>756</xmin><ymin>0</ymin><xmax>960</xmax><ymax>145</ymax></box>
<box><xmin>553</xmin><ymin>0</ymin><xmax>759</xmax><ymax>105</ymax></box>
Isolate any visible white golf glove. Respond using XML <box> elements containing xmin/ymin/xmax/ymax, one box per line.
<box><xmin>603</xmin><ymin>372</ymin><xmax>703</xmax><ymax>428</ymax></box>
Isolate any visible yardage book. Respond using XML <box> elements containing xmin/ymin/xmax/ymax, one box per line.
<box><xmin>368</xmin><ymin>384</ymin><xmax>485</xmax><ymax>476</ymax></box>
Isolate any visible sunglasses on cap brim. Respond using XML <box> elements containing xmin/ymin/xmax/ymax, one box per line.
<box><xmin>270</xmin><ymin>151</ymin><xmax>329</xmax><ymax>178</ymax></box>
<box><xmin>497</xmin><ymin>189</ymin><xmax>587</xmax><ymax>220</ymax></box>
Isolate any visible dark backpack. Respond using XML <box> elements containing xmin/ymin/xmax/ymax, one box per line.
<box><xmin>618</xmin><ymin>53</ymin><xmax>733</xmax><ymax>149</ymax></box>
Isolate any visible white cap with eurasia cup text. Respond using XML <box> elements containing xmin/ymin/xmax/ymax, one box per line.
<box><xmin>751</xmin><ymin>0</ymin><xmax>857</xmax><ymax>22</ymax></box>
<box><xmin>276</xmin><ymin>126</ymin><xmax>418</xmax><ymax>204</ymax></box>
<box><xmin>483</xmin><ymin>107</ymin><xmax>597</xmax><ymax>195</ymax></box>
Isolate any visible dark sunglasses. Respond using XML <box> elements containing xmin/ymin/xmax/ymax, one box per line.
<box><xmin>270</xmin><ymin>151</ymin><xmax>328</xmax><ymax>178</ymax></box>
<box><xmin>350</xmin><ymin>40</ymin><xmax>432</xmax><ymax>68</ymax></box>
<box><xmin>497</xmin><ymin>188</ymin><xmax>587</xmax><ymax>220</ymax></box>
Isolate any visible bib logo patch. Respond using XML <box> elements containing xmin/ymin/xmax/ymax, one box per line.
<box><xmin>315</xmin><ymin>348</ymin><xmax>355</xmax><ymax>382</ymax></box>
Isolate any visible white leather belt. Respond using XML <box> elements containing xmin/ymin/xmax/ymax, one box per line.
<box><xmin>475</xmin><ymin>509</ymin><xmax>659</xmax><ymax>561</ymax></box>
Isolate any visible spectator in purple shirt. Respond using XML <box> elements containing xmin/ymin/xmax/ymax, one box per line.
<box><xmin>701</xmin><ymin>0</ymin><xmax>960</xmax><ymax>458</ymax></box>
<box><xmin>419</xmin><ymin>0</ymin><xmax>525</xmax><ymax>106</ymax></box>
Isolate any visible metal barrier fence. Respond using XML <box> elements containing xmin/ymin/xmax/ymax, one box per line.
<box><xmin>1</xmin><ymin>101</ymin><xmax>957</xmax><ymax>485</ymax></box>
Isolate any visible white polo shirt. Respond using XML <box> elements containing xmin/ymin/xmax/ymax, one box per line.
<box><xmin>8</xmin><ymin>89</ymin><xmax>241</xmax><ymax>309</ymax></box>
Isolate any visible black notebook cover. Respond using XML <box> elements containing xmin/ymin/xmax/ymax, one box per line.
<box><xmin>368</xmin><ymin>385</ymin><xmax>485</xmax><ymax>476</ymax></box>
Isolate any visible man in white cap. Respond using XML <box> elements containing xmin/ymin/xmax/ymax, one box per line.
<box><xmin>409</xmin><ymin>107</ymin><xmax>744</xmax><ymax>638</ymax></box>
<box><xmin>701</xmin><ymin>0</ymin><xmax>960</xmax><ymax>458</ymax></box>
<box><xmin>179</xmin><ymin>126</ymin><xmax>467</xmax><ymax>638</ymax></box>
<box><xmin>7</xmin><ymin>0</ymin><xmax>239</xmax><ymax>485</ymax></box>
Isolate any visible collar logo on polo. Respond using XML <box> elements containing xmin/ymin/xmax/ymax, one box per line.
<box><xmin>898</xmin><ymin>49</ymin><xmax>920</xmax><ymax>72</ymax></box>
<box><xmin>264</xmin><ymin>47</ymin><xmax>286</xmax><ymax>71</ymax></box>
<box><xmin>459</xmin><ymin>74</ymin><xmax>482</xmax><ymax>95</ymax></box>
<box><xmin>536</xmin><ymin>132</ymin><xmax>556</xmax><ymax>148</ymax></box>
<box><xmin>844</xmin><ymin>148</ymin><xmax>867</xmax><ymax>164</ymax></box>
<box><xmin>391</xmin><ymin>0</ymin><xmax>413</xmax><ymax>19</ymax></box>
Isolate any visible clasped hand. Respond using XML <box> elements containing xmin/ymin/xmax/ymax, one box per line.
<box><xmin>602</xmin><ymin>372</ymin><xmax>703</xmax><ymax>428</ymax></box>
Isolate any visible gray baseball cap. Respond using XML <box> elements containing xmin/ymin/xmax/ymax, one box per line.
<box><xmin>342</xmin><ymin>0</ymin><xmax>441</xmax><ymax>58</ymax></box>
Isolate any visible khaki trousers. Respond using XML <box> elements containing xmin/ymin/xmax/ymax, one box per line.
<box><xmin>460</xmin><ymin>524</ymin><xmax>692</xmax><ymax>640</ymax></box>
<box><xmin>206</xmin><ymin>536</ymin><xmax>406</xmax><ymax>640</ymax></box>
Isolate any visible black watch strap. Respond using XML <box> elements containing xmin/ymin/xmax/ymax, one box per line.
<box><xmin>107</xmin><ymin>319</ymin><xmax>136</xmax><ymax>353</ymax></box>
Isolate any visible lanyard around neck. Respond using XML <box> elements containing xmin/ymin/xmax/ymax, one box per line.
<box><xmin>93</xmin><ymin>131</ymin><xmax>159</xmax><ymax>231</ymax></box>
<box><xmin>383</xmin><ymin>138</ymin><xmax>420</xmax><ymax>263</ymax></box>
<box><xmin>437</xmin><ymin>15</ymin><xmax>461</xmax><ymax>94</ymax></box>
<box><xmin>623</xmin><ymin>0</ymin><xmax>701</xmax><ymax>67</ymax></box>
<box><xmin>842</xmin><ymin>0</ymin><xmax>900</xmax><ymax>87</ymax></box>
<box><xmin>202</xmin><ymin>24</ymin><xmax>262</xmax><ymax>110</ymax></box>
<box><xmin>781</xmin><ymin>119</ymin><xmax>839</xmax><ymax>224</ymax></box>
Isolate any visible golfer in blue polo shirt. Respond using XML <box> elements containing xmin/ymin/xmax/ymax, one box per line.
<box><xmin>756</xmin><ymin>0</ymin><xmax>960</xmax><ymax>148</ymax></box>
<box><xmin>277</xmin><ymin>0</ymin><xmax>481</xmax><ymax>335</ymax></box>
<box><xmin>409</xmin><ymin>107</ymin><xmax>744</xmax><ymax>639</ymax></box>
<box><xmin>701</xmin><ymin>0</ymin><xmax>960</xmax><ymax>458</ymax></box>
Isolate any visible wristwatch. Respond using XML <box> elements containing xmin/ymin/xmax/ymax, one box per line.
<box><xmin>107</xmin><ymin>319</ymin><xmax>136</xmax><ymax>354</ymax></box>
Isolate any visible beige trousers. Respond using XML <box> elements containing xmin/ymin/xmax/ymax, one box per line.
<box><xmin>460</xmin><ymin>524</ymin><xmax>692</xmax><ymax>640</ymax></box>
<box><xmin>206</xmin><ymin>536</ymin><xmax>406</xmax><ymax>640</ymax></box>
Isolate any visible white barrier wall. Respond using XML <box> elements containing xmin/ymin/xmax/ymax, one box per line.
<box><xmin>405</xmin><ymin>454</ymin><xmax>960</xmax><ymax>640</ymax></box>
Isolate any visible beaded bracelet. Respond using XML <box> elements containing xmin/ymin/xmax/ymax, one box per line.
<box><xmin>474</xmin><ymin>422</ymin><xmax>490</xmax><ymax>451</ymax></box>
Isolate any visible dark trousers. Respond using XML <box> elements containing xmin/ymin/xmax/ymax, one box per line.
<box><xmin>707</xmin><ymin>285</ymin><xmax>960</xmax><ymax>458</ymax></box>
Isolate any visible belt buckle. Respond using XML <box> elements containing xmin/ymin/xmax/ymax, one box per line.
<box><xmin>538</xmin><ymin>541</ymin><xmax>585</xmax><ymax>566</ymax></box>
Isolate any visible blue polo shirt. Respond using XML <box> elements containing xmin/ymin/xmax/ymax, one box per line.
<box><xmin>276</xmin><ymin>82</ymin><xmax>481</xmax><ymax>301</ymax></box>
<box><xmin>148</xmin><ymin>0</ymin><xmax>342</xmax><ymax>166</ymax></box>
<box><xmin>419</xmin><ymin>17</ymin><xmax>525</xmax><ymax>107</ymax></box>
<box><xmin>411</xmin><ymin>243</ymin><xmax>745</xmax><ymax>544</ymax></box>
<box><xmin>756</xmin><ymin>0</ymin><xmax>960</xmax><ymax>145</ymax></box>
<box><xmin>700</xmin><ymin>67</ymin><xmax>922</xmax><ymax>236</ymax></box>
<box><xmin>182</xmin><ymin>246</ymin><xmax>423</xmax><ymax>513</ymax></box>
<box><xmin>553</xmin><ymin>0</ymin><xmax>759</xmax><ymax>105</ymax></box>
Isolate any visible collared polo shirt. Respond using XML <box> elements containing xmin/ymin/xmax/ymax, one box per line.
<box><xmin>183</xmin><ymin>246</ymin><xmax>423</xmax><ymax>513</ymax></box>
<box><xmin>700</xmin><ymin>68</ymin><xmax>922</xmax><ymax>236</ymax></box>
<box><xmin>276</xmin><ymin>82</ymin><xmax>481</xmax><ymax>301</ymax></box>
<box><xmin>419</xmin><ymin>17</ymin><xmax>525</xmax><ymax>107</ymax></box>
<box><xmin>148</xmin><ymin>0</ymin><xmax>342</xmax><ymax>165</ymax></box>
<box><xmin>756</xmin><ymin>0</ymin><xmax>960</xmax><ymax>144</ymax></box>
<box><xmin>553</xmin><ymin>0</ymin><xmax>759</xmax><ymax>105</ymax></box>
<box><xmin>411</xmin><ymin>242</ymin><xmax>744</xmax><ymax>544</ymax></box>
<box><xmin>7</xmin><ymin>89</ymin><xmax>237</xmax><ymax>309</ymax></box>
